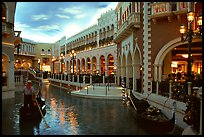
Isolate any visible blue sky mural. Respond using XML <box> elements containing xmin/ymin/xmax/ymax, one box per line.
<box><xmin>15</xmin><ymin>2</ymin><xmax>118</xmax><ymax>43</ymax></box>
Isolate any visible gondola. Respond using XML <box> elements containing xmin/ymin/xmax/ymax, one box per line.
<box><xmin>19</xmin><ymin>90</ymin><xmax>46</xmax><ymax>122</ymax></box>
<box><xmin>128</xmin><ymin>90</ymin><xmax>176</xmax><ymax>134</ymax></box>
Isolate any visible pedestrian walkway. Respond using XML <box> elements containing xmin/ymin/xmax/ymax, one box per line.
<box><xmin>71</xmin><ymin>85</ymin><xmax>123</xmax><ymax>99</ymax></box>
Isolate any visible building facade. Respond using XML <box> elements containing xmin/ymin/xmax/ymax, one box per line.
<box><xmin>1</xmin><ymin>1</ymin><xmax>201</xmax><ymax>130</ymax></box>
<box><xmin>55</xmin><ymin>9</ymin><xmax>118</xmax><ymax>79</ymax></box>
<box><xmin>52</xmin><ymin>2</ymin><xmax>202</xmax><ymax>95</ymax></box>
<box><xmin>2</xmin><ymin>2</ymin><xmax>21</xmax><ymax>99</ymax></box>
<box><xmin>114</xmin><ymin>2</ymin><xmax>202</xmax><ymax>94</ymax></box>
<box><xmin>49</xmin><ymin>2</ymin><xmax>202</xmax><ymax>129</ymax></box>
<box><xmin>14</xmin><ymin>38</ymin><xmax>36</xmax><ymax>70</ymax></box>
<box><xmin>35</xmin><ymin>43</ymin><xmax>52</xmax><ymax>72</ymax></box>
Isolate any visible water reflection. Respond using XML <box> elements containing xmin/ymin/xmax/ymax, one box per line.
<box><xmin>2</xmin><ymin>83</ymin><xmax>183</xmax><ymax>135</ymax></box>
<box><xmin>67</xmin><ymin>108</ymin><xmax>79</xmax><ymax>135</ymax></box>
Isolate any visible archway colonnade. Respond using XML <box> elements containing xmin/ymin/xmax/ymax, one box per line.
<box><xmin>64</xmin><ymin>53</ymin><xmax>116</xmax><ymax>77</ymax></box>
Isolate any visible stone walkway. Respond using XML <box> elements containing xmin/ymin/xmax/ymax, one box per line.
<box><xmin>71</xmin><ymin>85</ymin><xmax>123</xmax><ymax>99</ymax></box>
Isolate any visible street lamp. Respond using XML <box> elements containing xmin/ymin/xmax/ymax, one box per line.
<box><xmin>70</xmin><ymin>50</ymin><xmax>76</xmax><ymax>75</ymax></box>
<box><xmin>179</xmin><ymin>11</ymin><xmax>202</xmax><ymax>82</ymax></box>
<box><xmin>52</xmin><ymin>56</ymin><xmax>56</xmax><ymax>73</ymax></box>
<box><xmin>60</xmin><ymin>53</ymin><xmax>65</xmax><ymax>73</ymax></box>
<box><xmin>38</xmin><ymin>59</ymin><xmax>41</xmax><ymax>70</ymax></box>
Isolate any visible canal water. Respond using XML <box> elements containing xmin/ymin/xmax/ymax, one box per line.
<box><xmin>2</xmin><ymin>83</ymin><xmax>183</xmax><ymax>135</ymax></box>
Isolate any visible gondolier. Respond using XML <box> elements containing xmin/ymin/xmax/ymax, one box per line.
<box><xmin>23</xmin><ymin>80</ymin><xmax>35</xmax><ymax>108</ymax></box>
<box><xmin>19</xmin><ymin>88</ymin><xmax>47</xmax><ymax>122</ymax></box>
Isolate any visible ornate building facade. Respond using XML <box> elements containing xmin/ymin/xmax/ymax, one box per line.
<box><xmin>2</xmin><ymin>2</ymin><xmax>21</xmax><ymax>99</ymax></box>
<box><xmin>50</xmin><ymin>2</ymin><xmax>202</xmax><ymax>129</ymax></box>
<box><xmin>14</xmin><ymin>38</ymin><xmax>36</xmax><ymax>70</ymax></box>
<box><xmin>54</xmin><ymin>9</ymin><xmax>118</xmax><ymax>78</ymax></box>
<box><xmin>52</xmin><ymin>2</ymin><xmax>202</xmax><ymax>95</ymax></box>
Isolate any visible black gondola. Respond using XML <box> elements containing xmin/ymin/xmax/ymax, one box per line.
<box><xmin>128</xmin><ymin>90</ymin><xmax>176</xmax><ymax>134</ymax></box>
<box><xmin>19</xmin><ymin>90</ymin><xmax>46</xmax><ymax>122</ymax></box>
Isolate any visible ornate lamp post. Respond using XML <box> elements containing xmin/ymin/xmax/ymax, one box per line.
<box><xmin>70</xmin><ymin>50</ymin><xmax>76</xmax><ymax>75</ymax></box>
<box><xmin>60</xmin><ymin>53</ymin><xmax>65</xmax><ymax>73</ymax></box>
<box><xmin>179</xmin><ymin>11</ymin><xmax>202</xmax><ymax>82</ymax></box>
<box><xmin>180</xmin><ymin>11</ymin><xmax>202</xmax><ymax>135</ymax></box>
<box><xmin>51</xmin><ymin>56</ymin><xmax>56</xmax><ymax>74</ymax></box>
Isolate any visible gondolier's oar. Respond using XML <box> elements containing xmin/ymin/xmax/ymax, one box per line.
<box><xmin>129</xmin><ymin>96</ymin><xmax>137</xmax><ymax>111</ymax></box>
<box><xmin>35</xmin><ymin>98</ymin><xmax>50</xmax><ymax>128</ymax></box>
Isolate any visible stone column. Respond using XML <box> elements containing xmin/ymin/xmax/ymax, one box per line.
<box><xmin>143</xmin><ymin>2</ymin><xmax>148</xmax><ymax>94</ymax></box>
<box><xmin>8</xmin><ymin>60</ymin><xmax>15</xmax><ymax>90</ymax></box>
<box><xmin>105</xmin><ymin>59</ymin><xmax>108</xmax><ymax>76</ymax></box>
<box><xmin>188</xmin><ymin>82</ymin><xmax>192</xmax><ymax>95</ymax></box>
<box><xmin>83</xmin><ymin>75</ymin><xmax>85</xmax><ymax>84</ymax></box>
<box><xmin>117</xmin><ymin>65</ymin><xmax>121</xmax><ymax>85</ymax></box>
<box><xmin>158</xmin><ymin>64</ymin><xmax>162</xmax><ymax>82</ymax></box>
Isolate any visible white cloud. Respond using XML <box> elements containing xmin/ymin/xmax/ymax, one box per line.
<box><xmin>14</xmin><ymin>2</ymin><xmax>119</xmax><ymax>43</ymax></box>
<box><xmin>56</xmin><ymin>14</ymin><xmax>70</xmax><ymax>19</ymax></box>
<box><xmin>32</xmin><ymin>14</ymin><xmax>49</xmax><ymax>21</ymax></box>
<box><xmin>60</xmin><ymin>6</ymin><xmax>82</xmax><ymax>15</ymax></box>
<box><xmin>88</xmin><ymin>2</ymin><xmax>118</xmax><ymax>26</ymax></box>
<box><xmin>63</xmin><ymin>23</ymin><xmax>84</xmax><ymax>38</ymax></box>
<box><xmin>20</xmin><ymin>31</ymin><xmax>64</xmax><ymax>43</ymax></box>
<box><xmin>14</xmin><ymin>21</ymin><xmax>30</xmax><ymax>30</ymax></box>
<box><xmin>32</xmin><ymin>24</ymin><xmax>61</xmax><ymax>32</ymax></box>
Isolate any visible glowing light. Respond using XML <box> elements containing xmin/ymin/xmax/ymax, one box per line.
<box><xmin>182</xmin><ymin>54</ymin><xmax>188</xmax><ymax>58</ymax></box>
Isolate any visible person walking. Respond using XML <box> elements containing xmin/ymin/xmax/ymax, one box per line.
<box><xmin>23</xmin><ymin>80</ymin><xmax>35</xmax><ymax>108</ymax></box>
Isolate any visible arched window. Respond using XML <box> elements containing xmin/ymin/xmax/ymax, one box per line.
<box><xmin>2</xmin><ymin>3</ymin><xmax>7</xmax><ymax>22</ymax></box>
<box><xmin>47</xmin><ymin>49</ymin><xmax>51</xmax><ymax>55</ymax></box>
<box><xmin>41</xmin><ymin>49</ymin><xmax>45</xmax><ymax>55</ymax></box>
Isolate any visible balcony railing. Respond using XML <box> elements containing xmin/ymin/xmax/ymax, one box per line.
<box><xmin>114</xmin><ymin>12</ymin><xmax>140</xmax><ymax>43</ymax></box>
<box><xmin>150</xmin><ymin>2</ymin><xmax>171</xmax><ymax>16</ymax></box>
<box><xmin>2</xmin><ymin>22</ymin><xmax>14</xmax><ymax>36</ymax></box>
<box><xmin>14</xmin><ymin>51</ymin><xmax>36</xmax><ymax>56</ymax></box>
<box><xmin>149</xmin><ymin>2</ymin><xmax>188</xmax><ymax>23</ymax></box>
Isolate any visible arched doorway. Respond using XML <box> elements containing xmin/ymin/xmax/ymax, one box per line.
<box><xmin>92</xmin><ymin>56</ymin><xmax>97</xmax><ymax>74</ymax></box>
<box><xmin>107</xmin><ymin>54</ymin><xmax>114</xmax><ymax>76</ymax></box>
<box><xmin>81</xmin><ymin>58</ymin><xmax>85</xmax><ymax>74</ymax></box>
<box><xmin>133</xmin><ymin>46</ymin><xmax>142</xmax><ymax>92</ymax></box>
<box><xmin>77</xmin><ymin>59</ymin><xmax>80</xmax><ymax>74</ymax></box>
<box><xmin>86</xmin><ymin>57</ymin><xmax>91</xmax><ymax>74</ymax></box>
<box><xmin>100</xmin><ymin>55</ymin><xmax>105</xmax><ymax>75</ymax></box>
<box><xmin>154</xmin><ymin>38</ymin><xmax>202</xmax><ymax>82</ymax></box>
<box><xmin>154</xmin><ymin>38</ymin><xmax>202</xmax><ymax>95</ymax></box>
<box><xmin>127</xmin><ymin>51</ymin><xmax>133</xmax><ymax>89</ymax></box>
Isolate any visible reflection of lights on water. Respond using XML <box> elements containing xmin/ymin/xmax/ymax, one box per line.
<box><xmin>50</xmin><ymin>98</ymin><xmax>57</xmax><ymax>117</ymax></box>
<box><xmin>50</xmin><ymin>99</ymin><xmax>79</xmax><ymax>135</ymax></box>
<box><xmin>67</xmin><ymin>111</ymin><xmax>79</xmax><ymax>135</ymax></box>
<box><xmin>68</xmin><ymin>111</ymin><xmax>78</xmax><ymax>126</ymax></box>
<box><xmin>59</xmin><ymin>102</ymin><xmax>65</xmax><ymax>126</ymax></box>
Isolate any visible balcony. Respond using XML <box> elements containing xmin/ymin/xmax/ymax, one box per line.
<box><xmin>2</xmin><ymin>22</ymin><xmax>14</xmax><ymax>38</ymax></box>
<box><xmin>149</xmin><ymin>2</ymin><xmax>188</xmax><ymax>24</ymax></box>
<box><xmin>114</xmin><ymin>12</ymin><xmax>140</xmax><ymax>43</ymax></box>
<box><xmin>149</xmin><ymin>2</ymin><xmax>173</xmax><ymax>24</ymax></box>
<box><xmin>14</xmin><ymin>51</ymin><xmax>36</xmax><ymax>57</ymax></box>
